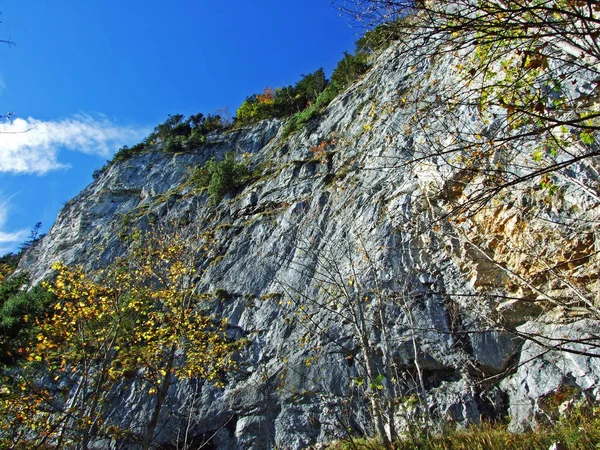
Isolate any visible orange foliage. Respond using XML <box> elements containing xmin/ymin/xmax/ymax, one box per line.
<box><xmin>257</xmin><ymin>86</ymin><xmax>275</xmax><ymax>104</ymax></box>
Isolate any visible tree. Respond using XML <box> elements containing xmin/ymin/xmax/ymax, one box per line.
<box><xmin>336</xmin><ymin>0</ymin><xmax>600</xmax><ymax>167</ymax></box>
<box><xmin>327</xmin><ymin>0</ymin><xmax>600</xmax><ymax>436</ymax></box>
<box><xmin>332</xmin><ymin>0</ymin><xmax>600</xmax><ymax>314</ymax></box>
<box><xmin>277</xmin><ymin>223</ymin><xmax>442</xmax><ymax>448</ymax></box>
<box><xmin>294</xmin><ymin>68</ymin><xmax>328</xmax><ymax>105</ymax></box>
<box><xmin>0</xmin><ymin>273</ymin><xmax>53</xmax><ymax>365</ymax></box>
<box><xmin>236</xmin><ymin>92</ymin><xmax>276</xmax><ymax>125</ymax></box>
<box><xmin>236</xmin><ymin>69</ymin><xmax>331</xmax><ymax>125</ymax></box>
<box><xmin>330</xmin><ymin>52</ymin><xmax>370</xmax><ymax>89</ymax></box>
<box><xmin>0</xmin><ymin>222</ymin><xmax>44</xmax><ymax>282</ymax></box>
<box><xmin>0</xmin><ymin>226</ymin><xmax>243</xmax><ymax>449</ymax></box>
<box><xmin>19</xmin><ymin>222</ymin><xmax>44</xmax><ymax>252</ymax></box>
<box><xmin>0</xmin><ymin>252</ymin><xmax>20</xmax><ymax>283</ymax></box>
<box><xmin>336</xmin><ymin>0</ymin><xmax>600</xmax><ymax>174</ymax></box>
<box><xmin>204</xmin><ymin>152</ymin><xmax>251</xmax><ymax>204</ymax></box>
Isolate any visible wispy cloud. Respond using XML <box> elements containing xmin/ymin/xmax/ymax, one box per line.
<box><xmin>0</xmin><ymin>114</ymin><xmax>149</xmax><ymax>174</ymax></box>
<box><xmin>0</xmin><ymin>197</ymin><xmax>28</xmax><ymax>255</ymax></box>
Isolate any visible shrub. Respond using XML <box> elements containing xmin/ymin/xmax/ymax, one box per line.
<box><xmin>315</xmin><ymin>84</ymin><xmax>340</xmax><ymax>110</ymax></box>
<box><xmin>294</xmin><ymin>68</ymin><xmax>328</xmax><ymax>105</ymax></box>
<box><xmin>99</xmin><ymin>112</ymin><xmax>226</xmax><ymax>171</ymax></box>
<box><xmin>146</xmin><ymin>113</ymin><xmax>190</xmax><ymax>146</ymax></box>
<box><xmin>188</xmin><ymin>166</ymin><xmax>211</xmax><ymax>190</ymax></box>
<box><xmin>236</xmin><ymin>94</ymin><xmax>276</xmax><ymax>125</ymax></box>
<box><xmin>185</xmin><ymin>128</ymin><xmax>207</xmax><ymax>148</ymax></box>
<box><xmin>196</xmin><ymin>153</ymin><xmax>252</xmax><ymax>204</ymax></box>
<box><xmin>0</xmin><ymin>253</ymin><xmax>21</xmax><ymax>282</ymax></box>
<box><xmin>355</xmin><ymin>21</ymin><xmax>405</xmax><ymax>53</ymax></box>
<box><xmin>163</xmin><ymin>135</ymin><xmax>187</xmax><ymax>153</ymax></box>
<box><xmin>282</xmin><ymin>104</ymin><xmax>319</xmax><ymax>138</ymax></box>
<box><xmin>113</xmin><ymin>142</ymin><xmax>146</xmax><ymax>163</ymax></box>
<box><xmin>92</xmin><ymin>164</ymin><xmax>109</xmax><ymax>180</ymax></box>
<box><xmin>0</xmin><ymin>274</ymin><xmax>55</xmax><ymax>365</ymax></box>
<box><xmin>274</xmin><ymin>68</ymin><xmax>328</xmax><ymax>116</ymax></box>
<box><xmin>280</xmin><ymin>55</ymin><xmax>371</xmax><ymax>137</ymax></box>
<box><xmin>235</xmin><ymin>69</ymin><xmax>329</xmax><ymax>125</ymax></box>
<box><xmin>198</xmin><ymin>113</ymin><xmax>225</xmax><ymax>134</ymax></box>
<box><xmin>214</xmin><ymin>288</ymin><xmax>230</xmax><ymax>300</ymax></box>
<box><xmin>330</xmin><ymin>52</ymin><xmax>370</xmax><ymax>89</ymax></box>
<box><xmin>272</xmin><ymin>85</ymin><xmax>300</xmax><ymax>116</ymax></box>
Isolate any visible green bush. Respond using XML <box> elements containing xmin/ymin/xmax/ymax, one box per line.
<box><xmin>145</xmin><ymin>113</ymin><xmax>190</xmax><ymax>146</ymax></box>
<box><xmin>293</xmin><ymin>68</ymin><xmax>328</xmax><ymax>106</ymax></box>
<box><xmin>195</xmin><ymin>113</ymin><xmax>225</xmax><ymax>134</ymax></box>
<box><xmin>235</xmin><ymin>69</ymin><xmax>329</xmax><ymax>125</ymax></box>
<box><xmin>315</xmin><ymin>84</ymin><xmax>340</xmax><ymax>109</ymax></box>
<box><xmin>92</xmin><ymin>165</ymin><xmax>108</xmax><ymax>180</ymax></box>
<box><xmin>280</xmin><ymin>54</ymin><xmax>371</xmax><ymax>137</ymax></box>
<box><xmin>188</xmin><ymin>166</ymin><xmax>212</xmax><ymax>189</ymax></box>
<box><xmin>214</xmin><ymin>288</ymin><xmax>230</xmax><ymax>300</ymax></box>
<box><xmin>163</xmin><ymin>135</ymin><xmax>187</xmax><ymax>153</ymax></box>
<box><xmin>330</xmin><ymin>52</ymin><xmax>370</xmax><ymax>89</ymax></box>
<box><xmin>273</xmin><ymin>85</ymin><xmax>300</xmax><ymax>116</ymax></box>
<box><xmin>282</xmin><ymin>104</ymin><xmax>319</xmax><ymax>138</ymax></box>
<box><xmin>355</xmin><ymin>21</ymin><xmax>405</xmax><ymax>53</ymax></box>
<box><xmin>0</xmin><ymin>253</ymin><xmax>21</xmax><ymax>281</ymax></box>
<box><xmin>207</xmin><ymin>153</ymin><xmax>250</xmax><ymax>203</ymax></box>
<box><xmin>186</xmin><ymin>128</ymin><xmax>207</xmax><ymax>148</ymax></box>
<box><xmin>95</xmin><ymin>112</ymin><xmax>227</xmax><ymax>174</ymax></box>
<box><xmin>0</xmin><ymin>274</ymin><xmax>55</xmax><ymax>365</ymax></box>
<box><xmin>236</xmin><ymin>94</ymin><xmax>276</xmax><ymax>125</ymax></box>
<box><xmin>113</xmin><ymin>142</ymin><xmax>147</xmax><ymax>163</ymax></box>
<box><xmin>194</xmin><ymin>153</ymin><xmax>252</xmax><ymax>204</ymax></box>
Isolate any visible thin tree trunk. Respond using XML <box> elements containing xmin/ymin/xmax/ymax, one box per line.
<box><xmin>142</xmin><ymin>344</ymin><xmax>176</xmax><ymax>450</ymax></box>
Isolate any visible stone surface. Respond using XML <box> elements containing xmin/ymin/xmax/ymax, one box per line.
<box><xmin>17</xmin><ymin>32</ymin><xmax>600</xmax><ymax>449</ymax></box>
<box><xmin>502</xmin><ymin>319</ymin><xmax>600</xmax><ymax>432</ymax></box>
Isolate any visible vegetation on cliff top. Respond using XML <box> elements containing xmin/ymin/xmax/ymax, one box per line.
<box><xmin>92</xmin><ymin>33</ymin><xmax>378</xmax><ymax>179</ymax></box>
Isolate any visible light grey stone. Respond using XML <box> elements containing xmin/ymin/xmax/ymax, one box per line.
<box><xmin>15</xmin><ymin>31</ymin><xmax>600</xmax><ymax>449</ymax></box>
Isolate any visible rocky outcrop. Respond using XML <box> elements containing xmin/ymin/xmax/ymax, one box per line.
<box><xmin>19</xmin><ymin>34</ymin><xmax>600</xmax><ymax>449</ymax></box>
<box><xmin>503</xmin><ymin>319</ymin><xmax>600</xmax><ymax>432</ymax></box>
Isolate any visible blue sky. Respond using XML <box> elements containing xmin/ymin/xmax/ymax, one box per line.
<box><xmin>0</xmin><ymin>0</ymin><xmax>361</xmax><ymax>254</ymax></box>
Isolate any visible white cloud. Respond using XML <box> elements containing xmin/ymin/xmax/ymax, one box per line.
<box><xmin>0</xmin><ymin>114</ymin><xmax>149</xmax><ymax>174</ymax></box>
<box><xmin>0</xmin><ymin>197</ymin><xmax>28</xmax><ymax>255</ymax></box>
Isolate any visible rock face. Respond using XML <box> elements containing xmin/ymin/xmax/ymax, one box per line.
<box><xmin>19</xmin><ymin>36</ymin><xmax>600</xmax><ymax>448</ymax></box>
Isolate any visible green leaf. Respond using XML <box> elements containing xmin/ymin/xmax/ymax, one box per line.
<box><xmin>580</xmin><ymin>131</ymin><xmax>595</xmax><ymax>145</ymax></box>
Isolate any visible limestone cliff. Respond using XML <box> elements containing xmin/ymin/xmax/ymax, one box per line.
<box><xmin>18</xmin><ymin>36</ymin><xmax>600</xmax><ymax>449</ymax></box>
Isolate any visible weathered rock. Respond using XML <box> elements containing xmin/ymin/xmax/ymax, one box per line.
<box><xmin>17</xmin><ymin>31</ymin><xmax>600</xmax><ymax>449</ymax></box>
<box><xmin>502</xmin><ymin>319</ymin><xmax>600</xmax><ymax>432</ymax></box>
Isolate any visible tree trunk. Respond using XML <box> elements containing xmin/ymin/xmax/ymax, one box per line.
<box><xmin>142</xmin><ymin>345</ymin><xmax>176</xmax><ymax>450</ymax></box>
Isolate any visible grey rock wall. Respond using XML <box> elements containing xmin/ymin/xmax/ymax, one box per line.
<box><xmin>18</xmin><ymin>34</ymin><xmax>600</xmax><ymax>449</ymax></box>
